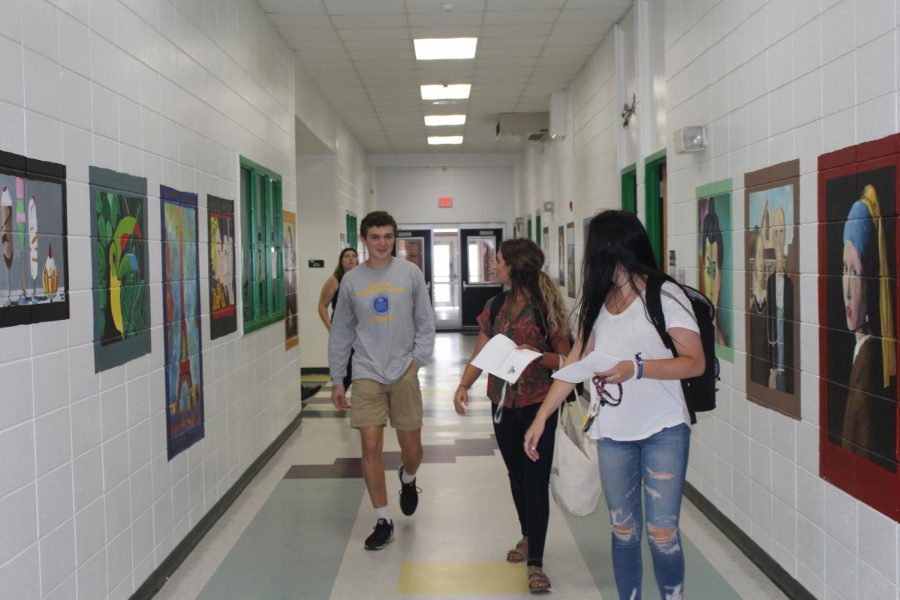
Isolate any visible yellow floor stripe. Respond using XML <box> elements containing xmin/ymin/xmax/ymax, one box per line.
<box><xmin>300</xmin><ymin>374</ymin><xmax>332</xmax><ymax>384</ymax></box>
<box><xmin>398</xmin><ymin>561</ymin><xmax>529</xmax><ymax>594</ymax></box>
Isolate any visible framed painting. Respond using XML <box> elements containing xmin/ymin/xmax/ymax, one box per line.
<box><xmin>283</xmin><ymin>211</ymin><xmax>298</xmax><ymax>350</ymax></box>
<box><xmin>161</xmin><ymin>186</ymin><xmax>204</xmax><ymax>459</ymax></box>
<box><xmin>819</xmin><ymin>134</ymin><xmax>900</xmax><ymax>520</ymax></box>
<box><xmin>745</xmin><ymin>162</ymin><xmax>801</xmax><ymax>418</ymax></box>
<box><xmin>208</xmin><ymin>195</ymin><xmax>236</xmax><ymax>339</ymax></box>
<box><xmin>698</xmin><ymin>179</ymin><xmax>735</xmax><ymax>364</ymax></box>
<box><xmin>89</xmin><ymin>167</ymin><xmax>150</xmax><ymax>372</ymax></box>
<box><xmin>0</xmin><ymin>150</ymin><xmax>69</xmax><ymax>327</ymax></box>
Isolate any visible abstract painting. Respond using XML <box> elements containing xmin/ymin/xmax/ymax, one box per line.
<box><xmin>819</xmin><ymin>135</ymin><xmax>900</xmax><ymax>520</ymax></box>
<box><xmin>161</xmin><ymin>186</ymin><xmax>204</xmax><ymax>460</ymax></box>
<box><xmin>697</xmin><ymin>179</ymin><xmax>734</xmax><ymax>363</ymax></box>
<box><xmin>283</xmin><ymin>211</ymin><xmax>298</xmax><ymax>350</ymax></box>
<box><xmin>745</xmin><ymin>163</ymin><xmax>801</xmax><ymax>418</ymax></box>
<box><xmin>90</xmin><ymin>167</ymin><xmax>150</xmax><ymax>372</ymax></box>
<box><xmin>208</xmin><ymin>195</ymin><xmax>236</xmax><ymax>339</ymax></box>
<box><xmin>0</xmin><ymin>150</ymin><xmax>69</xmax><ymax>328</ymax></box>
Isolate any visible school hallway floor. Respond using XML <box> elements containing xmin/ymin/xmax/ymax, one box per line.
<box><xmin>153</xmin><ymin>333</ymin><xmax>788</xmax><ymax>600</ymax></box>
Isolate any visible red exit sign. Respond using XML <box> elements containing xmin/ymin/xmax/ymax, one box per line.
<box><xmin>438</xmin><ymin>196</ymin><xmax>453</xmax><ymax>208</ymax></box>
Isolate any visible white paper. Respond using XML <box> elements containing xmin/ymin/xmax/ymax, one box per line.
<box><xmin>552</xmin><ymin>350</ymin><xmax>623</xmax><ymax>384</ymax></box>
<box><xmin>472</xmin><ymin>334</ymin><xmax>543</xmax><ymax>384</ymax></box>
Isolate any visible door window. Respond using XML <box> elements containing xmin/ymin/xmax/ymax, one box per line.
<box><xmin>466</xmin><ymin>236</ymin><xmax>497</xmax><ymax>284</ymax></box>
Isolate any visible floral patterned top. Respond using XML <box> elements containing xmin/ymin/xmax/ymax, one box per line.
<box><xmin>477</xmin><ymin>294</ymin><xmax>568</xmax><ymax>409</ymax></box>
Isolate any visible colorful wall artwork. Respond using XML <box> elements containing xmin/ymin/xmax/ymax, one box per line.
<box><xmin>0</xmin><ymin>151</ymin><xmax>69</xmax><ymax>328</ymax></box>
<box><xmin>557</xmin><ymin>225</ymin><xmax>565</xmax><ymax>287</ymax></box>
<box><xmin>566</xmin><ymin>222</ymin><xmax>576</xmax><ymax>299</ymax></box>
<box><xmin>745</xmin><ymin>162</ymin><xmax>801</xmax><ymax>418</ymax></box>
<box><xmin>697</xmin><ymin>180</ymin><xmax>734</xmax><ymax>363</ymax></box>
<box><xmin>819</xmin><ymin>134</ymin><xmax>900</xmax><ymax>520</ymax></box>
<box><xmin>90</xmin><ymin>167</ymin><xmax>150</xmax><ymax>372</ymax></box>
<box><xmin>161</xmin><ymin>186</ymin><xmax>204</xmax><ymax>460</ymax></box>
<box><xmin>283</xmin><ymin>211</ymin><xmax>298</xmax><ymax>350</ymax></box>
<box><xmin>208</xmin><ymin>195</ymin><xmax>236</xmax><ymax>339</ymax></box>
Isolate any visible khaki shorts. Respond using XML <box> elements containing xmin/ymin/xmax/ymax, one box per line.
<box><xmin>350</xmin><ymin>360</ymin><xmax>423</xmax><ymax>430</ymax></box>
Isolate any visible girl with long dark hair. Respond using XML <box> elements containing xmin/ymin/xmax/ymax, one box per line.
<box><xmin>524</xmin><ymin>210</ymin><xmax>704</xmax><ymax>599</ymax></box>
<box><xmin>454</xmin><ymin>238</ymin><xmax>570</xmax><ymax>593</ymax></box>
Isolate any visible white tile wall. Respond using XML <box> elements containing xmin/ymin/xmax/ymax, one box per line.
<box><xmin>0</xmin><ymin>0</ymin><xmax>306</xmax><ymax>596</ymax></box>
<box><xmin>513</xmin><ymin>1</ymin><xmax>900</xmax><ymax>598</ymax></box>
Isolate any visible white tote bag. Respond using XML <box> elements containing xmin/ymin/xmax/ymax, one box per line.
<box><xmin>550</xmin><ymin>396</ymin><xmax>602</xmax><ymax>516</ymax></box>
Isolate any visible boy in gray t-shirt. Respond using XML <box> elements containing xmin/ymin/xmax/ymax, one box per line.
<box><xmin>329</xmin><ymin>211</ymin><xmax>435</xmax><ymax>550</ymax></box>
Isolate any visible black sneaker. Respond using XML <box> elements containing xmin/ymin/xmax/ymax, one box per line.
<box><xmin>364</xmin><ymin>518</ymin><xmax>394</xmax><ymax>550</ymax></box>
<box><xmin>398</xmin><ymin>466</ymin><xmax>420</xmax><ymax>516</ymax></box>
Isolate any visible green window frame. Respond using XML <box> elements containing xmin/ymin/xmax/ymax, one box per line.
<box><xmin>240</xmin><ymin>156</ymin><xmax>284</xmax><ymax>334</ymax></box>
<box><xmin>527</xmin><ymin>214</ymin><xmax>533</xmax><ymax>240</ymax></box>
<box><xmin>535</xmin><ymin>211</ymin><xmax>542</xmax><ymax>246</ymax></box>
<box><xmin>621</xmin><ymin>164</ymin><xmax>637</xmax><ymax>214</ymax></box>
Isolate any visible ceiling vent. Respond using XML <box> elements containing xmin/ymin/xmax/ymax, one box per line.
<box><xmin>496</xmin><ymin>112</ymin><xmax>549</xmax><ymax>142</ymax></box>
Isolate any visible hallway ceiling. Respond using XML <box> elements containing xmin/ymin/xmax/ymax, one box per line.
<box><xmin>259</xmin><ymin>0</ymin><xmax>631</xmax><ymax>154</ymax></box>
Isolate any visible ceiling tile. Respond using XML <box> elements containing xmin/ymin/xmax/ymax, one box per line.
<box><xmin>343</xmin><ymin>39</ymin><xmax>411</xmax><ymax>51</ymax></box>
<box><xmin>407</xmin><ymin>12</ymin><xmax>484</xmax><ymax>27</ymax></box>
<box><xmin>332</xmin><ymin>14</ymin><xmax>408</xmax><ymax>29</ymax></box>
<box><xmin>324</xmin><ymin>0</ymin><xmax>406</xmax><ymax>15</ymax></box>
<box><xmin>278</xmin><ymin>26</ymin><xmax>340</xmax><ymax>41</ymax></box>
<box><xmin>486</xmin><ymin>0</ymin><xmax>565</xmax><ymax>10</ymax></box>
<box><xmin>260</xmin><ymin>0</ymin><xmax>327</xmax><ymax>14</ymax></box>
<box><xmin>271</xmin><ymin>14</ymin><xmax>334</xmax><ymax>28</ymax></box>
<box><xmin>348</xmin><ymin>49</ymin><xmax>412</xmax><ymax>61</ymax></box>
<box><xmin>339</xmin><ymin>28</ymin><xmax>410</xmax><ymax>40</ymax></box>
<box><xmin>539</xmin><ymin>45</ymin><xmax>595</xmax><ymax>58</ymax></box>
<box><xmin>482</xmin><ymin>23</ymin><xmax>554</xmax><ymax>37</ymax></box>
<box><xmin>478</xmin><ymin>36</ymin><xmax>546</xmax><ymax>49</ymax></box>
<box><xmin>545</xmin><ymin>34</ymin><xmax>605</xmax><ymax>47</ymax></box>
<box><xmin>477</xmin><ymin>46</ymin><xmax>542</xmax><ymax>59</ymax></box>
<box><xmin>408</xmin><ymin>26</ymin><xmax>481</xmax><ymax>37</ymax></box>
<box><xmin>406</xmin><ymin>0</ymin><xmax>486</xmax><ymax>12</ymax></box>
<box><xmin>483</xmin><ymin>10</ymin><xmax>559</xmax><ymax>25</ymax></box>
<box><xmin>551</xmin><ymin>21</ymin><xmax>608</xmax><ymax>37</ymax></box>
<box><xmin>476</xmin><ymin>57</ymin><xmax>537</xmax><ymax>68</ymax></box>
<box><xmin>564</xmin><ymin>0</ymin><xmax>630</xmax><ymax>9</ymax></box>
<box><xmin>558</xmin><ymin>8</ymin><xmax>628</xmax><ymax>22</ymax></box>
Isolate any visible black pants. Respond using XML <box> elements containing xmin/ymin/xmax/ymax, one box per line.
<box><xmin>493</xmin><ymin>402</ymin><xmax>558</xmax><ymax>567</ymax></box>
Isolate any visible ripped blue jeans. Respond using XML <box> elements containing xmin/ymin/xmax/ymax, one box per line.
<box><xmin>598</xmin><ymin>424</ymin><xmax>690</xmax><ymax>600</ymax></box>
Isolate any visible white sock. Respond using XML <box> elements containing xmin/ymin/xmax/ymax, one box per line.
<box><xmin>400</xmin><ymin>466</ymin><xmax>416</xmax><ymax>484</ymax></box>
<box><xmin>375</xmin><ymin>506</ymin><xmax>391</xmax><ymax>522</ymax></box>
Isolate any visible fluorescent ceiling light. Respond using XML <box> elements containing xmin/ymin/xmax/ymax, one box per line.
<box><xmin>425</xmin><ymin>114</ymin><xmax>466</xmax><ymax>127</ymax></box>
<box><xmin>414</xmin><ymin>38</ymin><xmax>478</xmax><ymax>60</ymax></box>
<box><xmin>420</xmin><ymin>84</ymin><xmax>471</xmax><ymax>100</ymax></box>
<box><xmin>428</xmin><ymin>136</ymin><xmax>464</xmax><ymax>145</ymax></box>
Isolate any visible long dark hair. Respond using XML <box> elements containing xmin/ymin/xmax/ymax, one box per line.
<box><xmin>499</xmin><ymin>239</ymin><xmax>567</xmax><ymax>334</ymax></box>
<box><xmin>575</xmin><ymin>210</ymin><xmax>665</xmax><ymax>355</ymax></box>
<box><xmin>333</xmin><ymin>247</ymin><xmax>358</xmax><ymax>281</ymax></box>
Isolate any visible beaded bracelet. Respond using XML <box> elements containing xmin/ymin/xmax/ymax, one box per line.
<box><xmin>634</xmin><ymin>352</ymin><xmax>644</xmax><ymax>380</ymax></box>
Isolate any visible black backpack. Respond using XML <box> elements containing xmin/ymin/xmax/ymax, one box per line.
<box><xmin>645</xmin><ymin>276</ymin><xmax>719</xmax><ymax>424</ymax></box>
<box><xmin>487</xmin><ymin>291</ymin><xmax>584</xmax><ymax>400</ymax></box>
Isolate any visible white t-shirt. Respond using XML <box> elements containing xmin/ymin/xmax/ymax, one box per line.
<box><xmin>587</xmin><ymin>281</ymin><xmax>699</xmax><ymax>441</ymax></box>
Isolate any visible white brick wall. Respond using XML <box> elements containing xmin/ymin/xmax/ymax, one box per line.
<box><xmin>0</xmin><ymin>0</ymin><xmax>303</xmax><ymax>598</ymax></box>
<box><xmin>519</xmin><ymin>1</ymin><xmax>900</xmax><ymax>598</ymax></box>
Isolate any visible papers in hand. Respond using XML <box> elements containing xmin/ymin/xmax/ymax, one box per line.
<box><xmin>552</xmin><ymin>350</ymin><xmax>622</xmax><ymax>384</ymax></box>
<box><xmin>472</xmin><ymin>334</ymin><xmax>543</xmax><ymax>384</ymax></box>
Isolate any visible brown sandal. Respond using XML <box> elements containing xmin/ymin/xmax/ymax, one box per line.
<box><xmin>527</xmin><ymin>568</ymin><xmax>552</xmax><ymax>594</ymax></box>
<box><xmin>506</xmin><ymin>538</ymin><xmax>528</xmax><ymax>563</ymax></box>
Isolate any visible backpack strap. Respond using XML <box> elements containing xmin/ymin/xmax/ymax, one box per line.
<box><xmin>646</xmin><ymin>276</ymin><xmax>676</xmax><ymax>356</ymax></box>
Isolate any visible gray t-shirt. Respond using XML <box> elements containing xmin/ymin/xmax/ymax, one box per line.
<box><xmin>328</xmin><ymin>258</ymin><xmax>435</xmax><ymax>385</ymax></box>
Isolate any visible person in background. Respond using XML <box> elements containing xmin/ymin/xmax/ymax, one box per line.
<box><xmin>319</xmin><ymin>247</ymin><xmax>358</xmax><ymax>389</ymax></box>
<box><xmin>454</xmin><ymin>238</ymin><xmax>570</xmax><ymax>594</ymax></box>
<box><xmin>329</xmin><ymin>211</ymin><xmax>435</xmax><ymax>551</ymax></box>
<box><xmin>524</xmin><ymin>210</ymin><xmax>704</xmax><ymax>599</ymax></box>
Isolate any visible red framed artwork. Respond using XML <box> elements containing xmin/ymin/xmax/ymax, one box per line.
<box><xmin>818</xmin><ymin>132</ymin><xmax>900</xmax><ymax>520</ymax></box>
